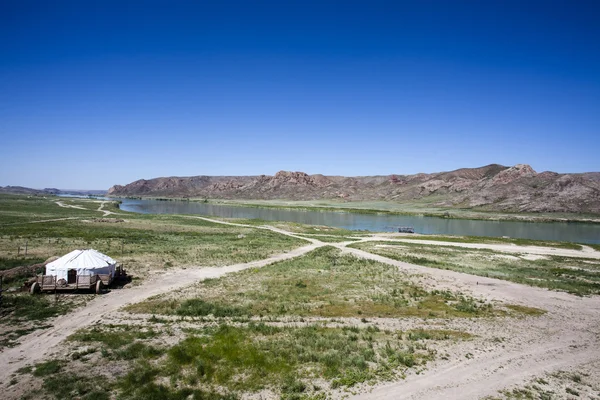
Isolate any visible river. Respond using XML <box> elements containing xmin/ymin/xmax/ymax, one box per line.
<box><xmin>116</xmin><ymin>198</ymin><xmax>600</xmax><ymax>244</ymax></box>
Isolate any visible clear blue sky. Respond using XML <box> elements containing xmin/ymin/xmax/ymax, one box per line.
<box><xmin>1</xmin><ymin>0</ymin><xmax>599</xmax><ymax>189</ymax></box>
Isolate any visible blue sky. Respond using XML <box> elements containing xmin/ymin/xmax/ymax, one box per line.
<box><xmin>1</xmin><ymin>0</ymin><xmax>599</xmax><ymax>189</ymax></box>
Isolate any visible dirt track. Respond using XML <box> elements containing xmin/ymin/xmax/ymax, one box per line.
<box><xmin>359</xmin><ymin>234</ymin><xmax>600</xmax><ymax>259</ymax></box>
<box><xmin>341</xmin><ymin>245</ymin><xmax>600</xmax><ymax>399</ymax></box>
<box><xmin>2</xmin><ymin>215</ymin><xmax>599</xmax><ymax>399</ymax></box>
<box><xmin>96</xmin><ymin>201</ymin><xmax>118</xmax><ymax>216</ymax></box>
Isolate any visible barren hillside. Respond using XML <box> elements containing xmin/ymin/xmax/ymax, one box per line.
<box><xmin>108</xmin><ymin>164</ymin><xmax>600</xmax><ymax>214</ymax></box>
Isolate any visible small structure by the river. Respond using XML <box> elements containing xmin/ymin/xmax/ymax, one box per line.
<box><xmin>32</xmin><ymin>249</ymin><xmax>122</xmax><ymax>294</ymax></box>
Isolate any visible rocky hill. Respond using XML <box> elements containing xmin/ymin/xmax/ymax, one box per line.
<box><xmin>108</xmin><ymin>164</ymin><xmax>600</xmax><ymax>214</ymax></box>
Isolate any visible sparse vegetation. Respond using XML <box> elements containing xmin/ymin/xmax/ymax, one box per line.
<box><xmin>32</xmin><ymin>359</ymin><xmax>63</xmax><ymax>377</ymax></box>
<box><xmin>127</xmin><ymin>247</ymin><xmax>498</xmax><ymax>319</ymax></box>
<box><xmin>0</xmin><ymin>256</ymin><xmax>46</xmax><ymax>271</ymax></box>
<box><xmin>2</xmin><ymin>293</ymin><xmax>76</xmax><ymax>322</ymax></box>
<box><xmin>0</xmin><ymin>293</ymin><xmax>91</xmax><ymax>350</ymax></box>
<box><xmin>504</xmin><ymin>305</ymin><xmax>547</xmax><ymax>317</ymax></box>
<box><xmin>492</xmin><ymin>365</ymin><xmax>600</xmax><ymax>399</ymax></box>
<box><xmin>350</xmin><ymin>241</ymin><xmax>600</xmax><ymax>296</ymax></box>
<box><xmin>397</xmin><ymin>234</ymin><xmax>584</xmax><ymax>250</ymax></box>
<box><xmin>27</xmin><ymin>322</ymin><xmax>471</xmax><ymax>399</ymax></box>
<box><xmin>297</xmin><ymin>234</ymin><xmax>361</xmax><ymax>243</ymax></box>
<box><xmin>31</xmin><ymin>372</ymin><xmax>111</xmax><ymax>400</ymax></box>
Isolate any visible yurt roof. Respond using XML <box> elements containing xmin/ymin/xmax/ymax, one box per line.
<box><xmin>46</xmin><ymin>249</ymin><xmax>117</xmax><ymax>270</ymax></box>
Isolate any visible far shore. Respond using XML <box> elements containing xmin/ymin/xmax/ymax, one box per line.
<box><xmin>107</xmin><ymin>195</ymin><xmax>600</xmax><ymax>224</ymax></box>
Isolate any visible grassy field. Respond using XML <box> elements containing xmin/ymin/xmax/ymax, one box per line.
<box><xmin>0</xmin><ymin>194</ymin><xmax>308</xmax><ymax>281</ymax></box>
<box><xmin>14</xmin><ymin>321</ymin><xmax>472</xmax><ymax>399</ymax></box>
<box><xmin>350</xmin><ymin>241</ymin><xmax>600</xmax><ymax>296</ymax></box>
<box><xmin>0</xmin><ymin>195</ymin><xmax>104</xmax><ymax>225</ymax></box>
<box><xmin>12</xmin><ymin>245</ymin><xmax>537</xmax><ymax>399</ymax></box>
<box><xmin>0</xmin><ymin>194</ymin><xmax>307</xmax><ymax>351</ymax></box>
<box><xmin>127</xmin><ymin>246</ymin><xmax>505</xmax><ymax>319</ymax></box>
<box><xmin>1</xmin><ymin>193</ymin><xmax>565</xmax><ymax>399</ymax></box>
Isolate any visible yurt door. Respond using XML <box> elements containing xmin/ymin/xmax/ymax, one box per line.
<box><xmin>67</xmin><ymin>269</ymin><xmax>77</xmax><ymax>284</ymax></box>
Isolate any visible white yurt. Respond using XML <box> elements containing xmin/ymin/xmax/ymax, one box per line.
<box><xmin>45</xmin><ymin>249</ymin><xmax>117</xmax><ymax>283</ymax></box>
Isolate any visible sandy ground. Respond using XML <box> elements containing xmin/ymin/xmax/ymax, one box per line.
<box><xmin>361</xmin><ymin>234</ymin><xmax>600</xmax><ymax>259</ymax></box>
<box><xmin>338</xmin><ymin>245</ymin><xmax>600</xmax><ymax>399</ymax></box>
<box><xmin>2</xmin><ymin>214</ymin><xmax>599</xmax><ymax>399</ymax></box>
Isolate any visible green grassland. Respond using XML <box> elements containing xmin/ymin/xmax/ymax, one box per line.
<box><xmin>127</xmin><ymin>246</ymin><xmax>513</xmax><ymax>319</ymax></box>
<box><xmin>0</xmin><ymin>194</ymin><xmax>308</xmax><ymax>279</ymax></box>
<box><xmin>15</xmin><ymin>321</ymin><xmax>472</xmax><ymax>400</ymax></box>
<box><xmin>350</xmin><ymin>241</ymin><xmax>600</xmax><ymax>296</ymax></box>
<box><xmin>0</xmin><ymin>195</ymin><xmax>102</xmax><ymax>225</ymax></box>
<box><xmin>0</xmin><ymin>194</ymin><xmax>307</xmax><ymax>350</ymax></box>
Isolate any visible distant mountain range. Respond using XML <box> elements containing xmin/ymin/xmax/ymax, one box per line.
<box><xmin>108</xmin><ymin>164</ymin><xmax>600</xmax><ymax>214</ymax></box>
<box><xmin>0</xmin><ymin>186</ymin><xmax>106</xmax><ymax>196</ymax></box>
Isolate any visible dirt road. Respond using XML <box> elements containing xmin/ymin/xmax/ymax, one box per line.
<box><xmin>340</xmin><ymin>245</ymin><xmax>600</xmax><ymax>400</ymax></box>
<box><xmin>96</xmin><ymin>201</ymin><xmax>118</xmax><ymax>217</ymax></box>
<box><xmin>360</xmin><ymin>235</ymin><xmax>600</xmax><ymax>259</ymax></box>
<box><xmin>55</xmin><ymin>201</ymin><xmax>87</xmax><ymax>210</ymax></box>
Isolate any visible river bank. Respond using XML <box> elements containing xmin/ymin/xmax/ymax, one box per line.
<box><xmin>113</xmin><ymin>197</ymin><xmax>600</xmax><ymax>244</ymax></box>
<box><xmin>109</xmin><ymin>196</ymin><xmax>600</xmax><ymax>224</ymax></box>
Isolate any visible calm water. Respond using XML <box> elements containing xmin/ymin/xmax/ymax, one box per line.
<box><xmin>117</xmin><ymin>198</ymin><xmax>600</xmax><ymax>244</ymax></box>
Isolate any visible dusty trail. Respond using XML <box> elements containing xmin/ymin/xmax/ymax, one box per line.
<box><xmin>358</xmin><ymin>235</ymin><xmax>600</xmax><ymax>259</ymax></box>
<box><xmin>96</xmin><ymin>201</ymin><xmax>118</xmax><ymax>216</ymax></box>
<box><xmin>55</xmin><ymin>201</ymin><xmax>87</xmax><ymax>210</ymax></box>
<box><xmin>341</xmin><ymin>245</ymin><xmax>600</xmax><ymax>400</ymax></box>
<box><xmin>0</xmin><ymin>242</ymin><xmax>320</xmax><ymax>384</ymax></box>
<box><xmin>337</xmin><ymin>245</ymin><xmax>585</xmax><ymax>308</ymax></box>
